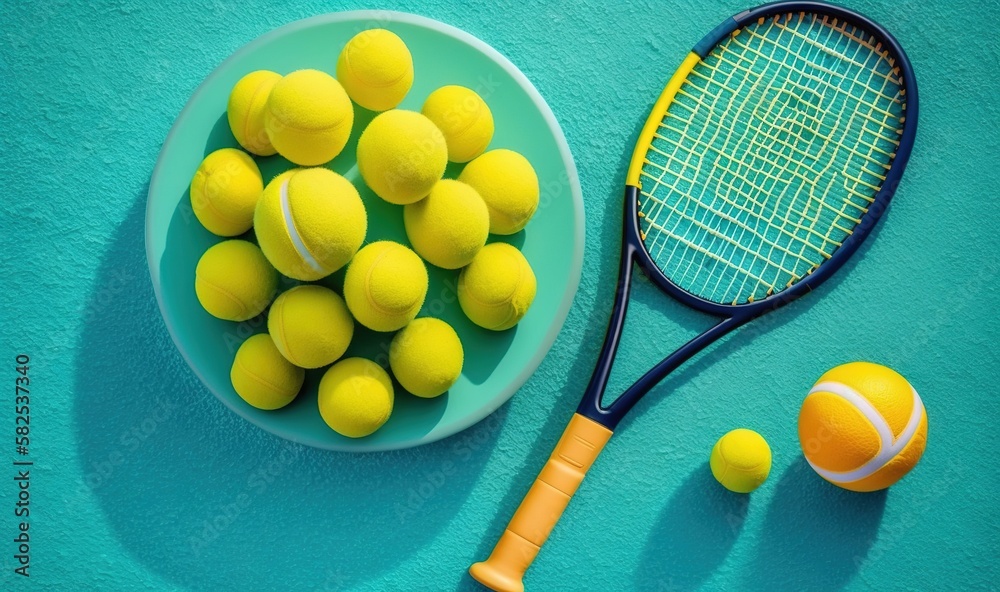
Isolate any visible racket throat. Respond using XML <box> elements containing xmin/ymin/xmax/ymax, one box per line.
<box><xmin>578</xmin><ymin>314</ymin><xmax>745</xmax><ymax>429</ymax></box>
<box><xmin>578</xmin><ymin>186</ymin><xmax>753</xmax><ymax>429</ymax></box>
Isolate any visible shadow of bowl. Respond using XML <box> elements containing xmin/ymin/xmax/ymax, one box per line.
<box><xmin>73</xmin><ymin>196</ymin><xmax>501</xmax><ymax>590</ymax></box>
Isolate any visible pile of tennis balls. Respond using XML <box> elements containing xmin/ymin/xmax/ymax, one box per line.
<box><xmin>190</xmin><ymin>29</ymin><xmax>540</xmax><ymax>438</ymax></box>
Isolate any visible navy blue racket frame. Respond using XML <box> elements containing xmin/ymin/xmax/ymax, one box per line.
<box><xmin>578</xmin><ymin>0</ymin><xmax>919</xmax><ymax>429</ymax></box>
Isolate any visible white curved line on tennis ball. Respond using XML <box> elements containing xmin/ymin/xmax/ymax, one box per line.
<box><xmin>279</xmin><ymin>178</ymin><xmax>323</xmax><ymax>274</ymax></box>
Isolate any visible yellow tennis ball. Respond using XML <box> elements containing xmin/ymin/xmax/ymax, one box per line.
<box><xmin>230</xmin><ymin>333</ymin><xmax>305</xmax><ymax>410</ymax></box>
<box><xmin>267</xmin><ymin>285</ymin><xmax>354</xmax><ymax>369</ymax></box>
<box><xmin>799</xmin><ymin>362</ymin><xmax>927</xmax><ymax>492</ymax></box>
<box><xmin>336</xmin><ymin>29</ymin><xmax>413</xmax><ymax>111</ymax></box>
<box><xmin>421</xmin><ymin>85</ymin><xmax>494</xmax><ymax>163</ymax></box>
<box><xmin>189</xmin><ymin>148</ymin><xmax>263</xmax><ymax>236</ymax></box>
<box><xmin>404</xmin><ymin>179</ymin><xmax>489</xmax><ymax>269</ymax></box>
<box><xmin>254</xmin><ymin>167</ymin><xmax>367</xmax><ymax>281</ymax></box>
<box><xmin>356</xmin><ymin>109</ymin><xmax>448</xmax><ymax>204</ymax></box>
<box><xmin>264</xmin><ymin>69</ymin><xmax>354</xmax><ymax>166</ymax></box>
<box><xmin>343</xmin><ymin>241</ymin><xmax>428</xmax><ymax>332</ymax></box>
<box><xmin>458</xmin><ymin>243</ymin><xmax>536</xmax><ymax>331</ymax></box>
<box><xmin>318</xmin><ymin>358</ymin><xmax>394</xmax><ymax>438</ymax></box>
<box><xmin>710</xmin><ymin>428</ymin><xmax>772</xmax><ymax>493</ymax></box>
<box><xmin>389</xmin><ymin>318</ymin><xmax>464</xmax><ymax>398</ymax></box>
<box><xmin>227</xmin><ymin>70</ymin><xmax>282</xmax><ymax>155</ymax></box>
<box><xmin>458</xmin><ymin>149</ymin><xmax>540</xmax><ymax>235</ymax></box>
<box><xmin>195</xmin><ymin>240</ymin><xmax>278</xmax><ymax>321</ymax></box>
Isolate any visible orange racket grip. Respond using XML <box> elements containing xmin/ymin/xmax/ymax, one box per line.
<box><xmin>470</xmin><ymin>413</ymin><xmax>613</xmax><ymax>592</ymax></box>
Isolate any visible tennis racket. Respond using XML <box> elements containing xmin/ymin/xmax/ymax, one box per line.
<box><xmin>470</xmin><ymin>2</ymin><xmax>918</xmax><ymax>589</ymax></box>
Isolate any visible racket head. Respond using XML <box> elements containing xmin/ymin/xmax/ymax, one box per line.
<box><xmin>625</xmin><ymin>0</ymin><xmax>918</xmax><ymax>319</ymax></box>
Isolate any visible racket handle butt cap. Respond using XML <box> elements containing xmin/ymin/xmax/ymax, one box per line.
<box><xmin>470</xmin><ymin>540</ymin><xmax>528</xmax><ymax>592</ymax></box>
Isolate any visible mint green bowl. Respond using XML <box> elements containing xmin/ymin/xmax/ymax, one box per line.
<box><xmin>146</xmin><ymin>11</ymin><xmax>583</xmax><ymax>451</ymax></box>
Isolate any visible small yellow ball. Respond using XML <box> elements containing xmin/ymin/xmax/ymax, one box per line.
<box><xmin>227</xmin><ymin>70</ymin><xmax>282</xmax><ymax>155</ymax></box>
<box><xmin>231</xmin><ymin>333</ymin><xmax>305</xmax><ymax>410</ymax></box>
<box><xmin>268</xmin><ymin>285</ymin><xmax>354</xmax><ymax>369</ymax></box>
<box><xmin>343</xmin><ymin>241</ymin><xmax>428</xmax><ymax>332</ymax></box>
<box><xmin>336</xmin><ymin>29</ymin><xmax>414</xmax><ymax>111</ymax></box>
<box><xmin>421</xmin><ymin>85</ymin><xmax>494</xmax><ymax>163</ymax></box>
<box><xmin>390</xmin><ymin>318</ymin><xmax>464</xmax><ymax>398</ymax></box>
<box><xmin>404</xmin><ymin>179</ymin><xmax>489</xmax><ymax>269</ymax></box>
<box><xmin>195</xmin><ymin>240</ymin><xmax>278</xmax><ymax>321</ymax></box>
<box><xmin>458</xmin><ymin>243</ymin><xmax>536</xmax><ymax>331</ymax></box>
<box><xmin>264</xmin><ymin>69</ymin><xmax>354</xmax><ymax>166</ymax></box>
<box><xmin>710</xmin><ymin>428</ymin><xmax>772</xmax><ymax>493</ymax></box>
<box><xmin>190</xmin><ymin>148</ymin><xmax>263</xmax><ymax>237</ymax></box>
<box><xmin>356</xmin><ymin>109</ymin><xmax>448</xmax><ymax>205</ymax></box>
<box><xmin>458</xmin><ymin>149</ymin><xmax>539</xmax><ymax>235</ymax></box>
<box><xmin>318</xmin><ymin>358</ymin><xmax>394</xmax><ymax>438</ymax></box>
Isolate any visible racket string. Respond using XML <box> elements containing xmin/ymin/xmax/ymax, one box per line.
<box><xmin>638</xmin><ymin>11</ymin><xmax>905</xmax><ymax>304</ymax></box>
<box><xmin>655</xmin><ymin>16</ymin><xmax>833</xmax><ymax>298</ymax></box>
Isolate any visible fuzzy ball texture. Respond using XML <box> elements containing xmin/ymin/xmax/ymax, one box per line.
<box><xmin>344</xmin><ymin>241</ymin><xmax>428</xmax><ymax>332</ymax></box>
<box><xmin>254</xmin><ymin>167</ymin><xmax>366</xmax><ymax>281</ymax></box>
<box><xmin>458</xmin><ymin>242</ymin><xmax>536</xmax><ymax>331</ymax></box>
<box><xmin>195</xmin><ymin>240</ymin><xmax>278</xmax><ymax>321</ymax></box>
<box><xmin>267</xmin><ymin>285</ymin><xmax>354</xmax><ymax>369</ymax></box>
<box><xmin>356</xmin><ymin>109</ymin><xmax>447</xmax><ymax>204</ymax></box>
<box><xmin>264</xmin><ymin>69</ymin><xmax>354</xmax><ymax>166</ymax></box>
<box><xmin>389</xmin><ymin>318</ymin><xmax>464</xmax><ymax>398</ymax></box>
<box><xmin>230</xmin><ymin>333</ymin><xmax>305</xmax><ymax>410</ymax></box>
<box><xmin>227</xmin><ymin>70</ymin><xmax>282</xmax><ymax>155</ymax></box>
<box><xmin>190</xmin><ymin>148</ymin><xmax>263</xmax><ymax>237</ymax></box>
<box><xmin>421</xmin><ymin>85</ymin><xmax>494</xmax><ymax>163</ymax></box>
<box><xmin>318</xmin><ymin>358</ymin><xmax>394</xmax><ymax>438</ymax></box>
<box><xmin>404</xmin><ymin>179</ymin><xmax>489</xmax><ymax>269</ymax></box>
<box><xmin>459</xmin><ymin>148</ymin><xmax>539</xmax><ymax>235</ymax></box>
<box><xmin>336</xmin><ymin>29</ymin><xmax>413</xmax><ymax>112</ymax></box>
<box><xmin>710</xmin><ymin>428</ymin><xmax>772</xmax><ymax>494</ymax></box>
<box><xmin>799</xmin><ymin>361</ymin><xmax>928</xmax><ymax>492</ymax></box>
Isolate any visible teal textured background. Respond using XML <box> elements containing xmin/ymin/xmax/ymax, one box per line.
<box><xmin>1</xmin><ymin>0</ymin><xmax>998</xmax><ymax>590</ymax></box>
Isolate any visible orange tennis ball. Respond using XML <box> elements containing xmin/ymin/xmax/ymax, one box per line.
<box><xmin>798</xmin><ymin>361</ymin><xmax>928</xmax><ymax>492</ymax></box>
